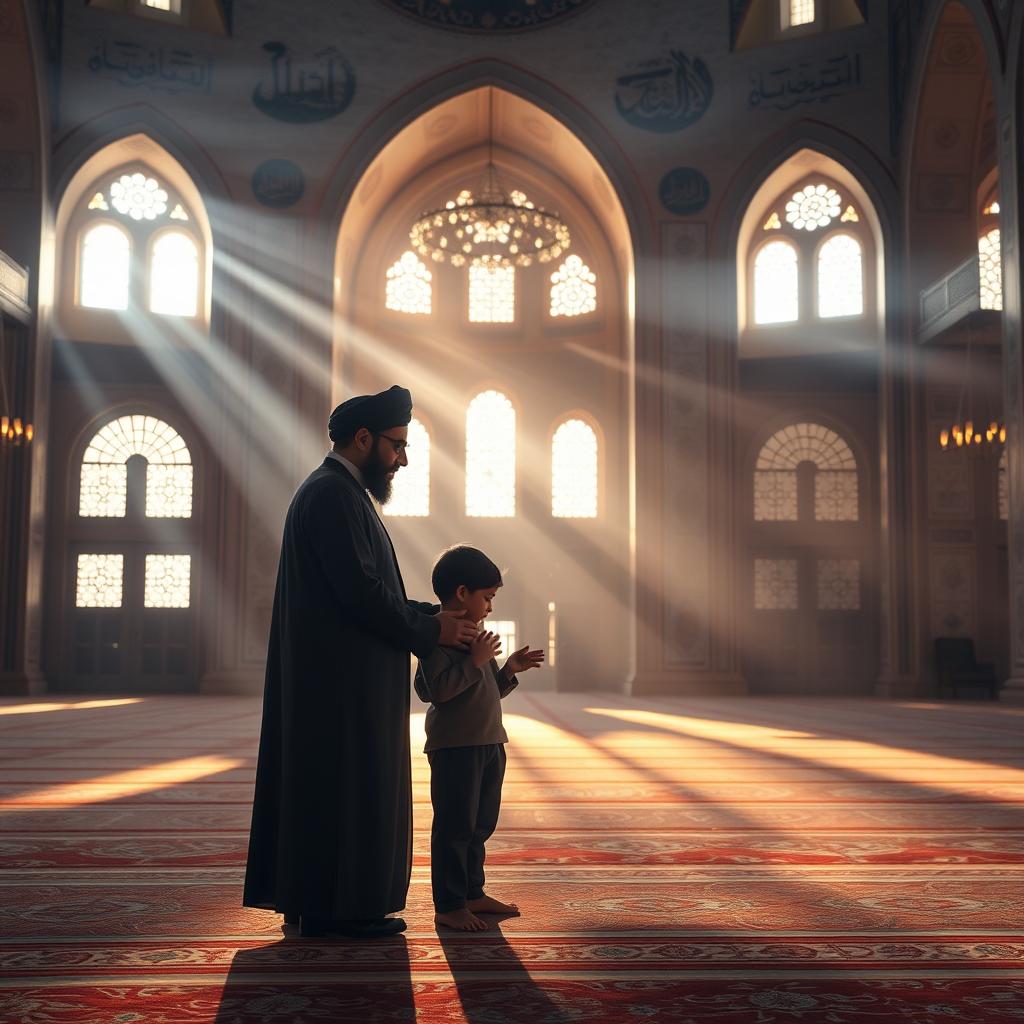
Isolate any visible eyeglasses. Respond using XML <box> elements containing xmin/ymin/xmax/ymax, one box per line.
<box><xmin>372</xmin><ymin>431</ymin><xmax>409</xmax><ymax>453</ymax></box>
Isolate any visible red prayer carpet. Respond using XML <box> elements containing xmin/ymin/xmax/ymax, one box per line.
<box><xmin>1</xmin><ymin>691</ymin><xmax>1023</xmax><ymax>1023</ymax></box>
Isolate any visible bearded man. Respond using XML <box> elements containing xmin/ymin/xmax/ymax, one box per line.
<box><xmin>243</xmin><ymin>385</ymin><xmax>477</xmax><ymax>938</ymax></box>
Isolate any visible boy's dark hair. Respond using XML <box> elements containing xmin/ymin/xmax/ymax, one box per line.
<box><xmin>431</xmin><ymin>545</ymin><xmax>503</xmax><ymax>602</ymax></box>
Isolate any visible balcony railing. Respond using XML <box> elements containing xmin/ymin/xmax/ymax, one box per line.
<box><xmin>918</xmin><ymin>253</ymin><xmax>999</xmax><ymax>345</ymax></box>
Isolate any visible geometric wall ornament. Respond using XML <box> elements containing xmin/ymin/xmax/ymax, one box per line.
<box><xmin>377</xmin><ymin>0</ymin><xmax>597</xmax><ymax>32</ymax></box>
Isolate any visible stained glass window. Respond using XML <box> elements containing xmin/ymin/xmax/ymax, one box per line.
<box><xmin>466</xmin><ymin>391</ymin><xmax>515</xmax><ymax>517</ymax></box>
<box><xmin>817</xmin><ymin>559</ymin><xmax>860</xmax><ymax>610</ymax></box>
<box><xmin>386</xmin><ymin>251</ymin><xmax>432</xmax><ymax>315</ymax></box>
<box><xmin>552</xmin><ymin>418</ymin><xmax>598</xmax><ymax>518</ymax></box>
<box><xmin>76</xmin><ymin>554</ymin><xmax>124</xmax><ymax>608</ymax></box>
<box><xmin>755</xmin><ymin>422</ymin><xmax>858</xmax><ymax>522</ymax></box>
<box><xmin>110</xmin><ymin>173</ymin><xmax>168</xmax><ymax>221</ymax></box>
<box><xmin>384</xmin><ymin>417</ymin><xmax>430</xmax><ymax>517</ymax></box>
<box><xmin>788</xmin><ymin>0</ymin><xmax>815</xmax><ymax>26</ymax></box>
<box><xmin>754</xmin><ymin>558</ymin><xmax>798</xmax><ymax>610</ymax></box>
<box><xmin>144</xmin><ymin>554</ymin><xmax>191</xmax><ymax>608</ymax></box>
<box><xmin>785</xmin><ymin>183</ymin><xmax>840</xmax><ymax>231</ymax></box>
<box><xmin>169</xmin><ymin>204</ymin><xmax>189</xmax><ymax>221</ymax></box>
<box><xmin>469</xmin><ymin>257</ymin><xmax>515</xmax><ymax>323</ymax></box>
<box><xmin>999</xmin><ymin>448</ymin><xmax>1009</xmax><ymax>521</ymax></box>
<box><xmin>483</xmin><ymin>619</ymin><xmax>517</xmax><ymax>661</ymax></box>
<box><xmin>79</xmin><ymin>415</ymin><xmax>192</xmax><ymax>519</ymax></box>
<box><xmin>817</xmin><ymin>234</ymin><xmax>863</xmax><ymax>318</ymax></box>
<box><xmin>80</xmin><ymin>224</ymin><xmax>130</xmax><ymax>310</ymax></box>
<box><xmin>754</xmin><ymin>240</ymin><xmax>799</xmax><ymax>324</ymax></box>
<box><xmin>150</xmin><ymin>232</ymin><xmax>199</xmax><ymax>317</ymax></box>
<box><xmin>763</xmin><ymin>212</ymin><xmax>781</xmax><ymax>231</ymax></box>
<box><xmin>979</xmin><ymin>228</ymin><xmax>1002</xmax><ymax>311</ymax></box>
<box><xmin>550</xmin><ymin>255</ymin><xmax>597</xmax><ymax>317</ymax></box>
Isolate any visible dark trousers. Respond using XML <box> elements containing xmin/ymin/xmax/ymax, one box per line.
<box><xmin>427</xmin><ymin>743</ymin><xmax>506</xmax><ymax>913</ymax></box>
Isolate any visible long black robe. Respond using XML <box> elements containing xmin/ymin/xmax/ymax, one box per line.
<box><xmin>243</xmin><ymin>457</ymin><xmax>440</xmax><ymax>919</ymax></box>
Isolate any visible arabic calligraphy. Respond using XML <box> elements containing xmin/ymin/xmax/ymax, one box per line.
<box><xmin>252</xmin><ymin>42</ymin><xmax>355</xmax><ymax>124</ymax></box>
<box><xmin>379</xmin><ymin>0</ymin><xmax>595</xmax><ymax>32</ymax></box>
<box><xmin>87</xmin><ymin>39</ymin><xmax>212</xmax><ymax>93</ymax></box>
<box><xmin>748</xmin><ymin>53</ymin><xmax>861</xmax><ymax>111</ymax></box>
<box><xmin>615</xmin><ymin>50</ymin><xmax>713</xmax><ymax>133</ymax></box>
<box><xmin>659</xmin><ymin>168</ymin><xmax>710</xmax><ymax>216</ymax></box>
<box><xmin>251</xmin><ymin>159</ymin><xmax>305</xmax><ymax>209</ymax></box>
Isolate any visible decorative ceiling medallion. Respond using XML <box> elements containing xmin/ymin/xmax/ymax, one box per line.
<box><xmin>378</xmin><ymin>0</ymin><xmax>597</xmax><ymax>33</ymax></box>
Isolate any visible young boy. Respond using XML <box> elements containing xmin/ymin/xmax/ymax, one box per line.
<box><xmin>414</xmin><ymin>545</ymin><xmax>544</xmax><ymax>932</ymax></box>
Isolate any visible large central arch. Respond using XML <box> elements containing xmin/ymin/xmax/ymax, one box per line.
<box><xmin>329</xmin><ymin>72</ymin><xmax>638</xmax><ymax>691</ymax></box>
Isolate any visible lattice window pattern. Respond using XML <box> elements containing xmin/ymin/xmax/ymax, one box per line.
<box><xmin>386</xmin><ymin>251</ymin><xmax>432</xmax><ymax>315</ymax></box>
<box><xmin>788</xmin><ymin>0</ymin><xmax>815</xmax><ymax>26</ymax></box>
<box><xmin>80</xmin><ymin>415</ymin><xmax>193</xmax><ymax>519</ymax></box>
<box><xmin>150</xmin><ymin>232</ymin><xmax>199</xmax><ymax>317</ymax></box>
<box><xmin>552</xmin><ymin>418</ymin><xmax>598</xmax><ymax>518</ymax></box>
<box><xmin>817</xmin><ymin>234</ymin><xmax>863</xmax><ymax>318</ymax></box>
<box><xmin>76</xmin><ymin>554</ymin><xmax>124</xmax><ymax>608</ymax></box>
<box><xmin>469</xmin><ymin>257</ymin><xmax>515</xmax><ymax>323</ymax></box>
<box><xmin>754</xmin><ymin>240</ymin><xmax>799</xmax><ymax>324</ymax></box>
<box><xmin>384</xmin><ymin>417</ymin><xmax>430</xmax><ymax>517</ymax></box>
<box><xmin>817</xmin><ymin>558</ymin><xmax>860</xmax><ymax>610</ymax></box>
<box><xmin>550</xmin><ymin>255</ymin><xmax>597</xmax><ymax>318</ymax></box>
<box><xmin>80</xmin><ymin>224</ymin><xmax>131</xmax><ymax>310</ymax></box>
<box><xmin>144</xmin><ymin>554</ymin><xmax>191</xmax><ymax>608</ymax></box>
<box><xmin>483</xmin><ymin>619</ymin><xmax>517</xmax><ymax>661</ymax></box>
<box><xmin>999</xmin><ymin>448</ymin><xmax>1009</xmax><ymax>521</ymax></box>
<box><xmin>979</xmin><ymin>228</ymin><xmax>1002</xmax><ymax>311</ymax></box>
<box><xmin>466</xmin><ymin>391</ymin><xmax>515</xmax><ymax>517</ymax></box>
<box><xmin>755</xmin><ymin>423</ymin><xmax>858</xmax><ymax>522</ymax></box>
<box><xmin>753</xmin><ymin>471</ymin><xmax>797</xmax><ymax>522</ymax></box>
<box><xmin>110</xmin><ymin>173</ymin><xmax>168</xmax><ymax>221</ymax></box>
<box><xmin>754</xmin><ymin>558</ymin><xmax>798</xmax><ymax>610</ymax></box>
<box><xmin>786</xmin><ymin>183</ymin><xmax>841</xmax><ymax>231</ymax></box>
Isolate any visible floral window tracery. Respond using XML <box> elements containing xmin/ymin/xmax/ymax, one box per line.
<box><xmin>385</xmin><ymin>251</ymin><xmax>432</xmax><ymax>315</ymax></box>
<box><xmin>550</xmin><ymin>255</ymin><xmax>597</xmax><ymax>318</ymax></box>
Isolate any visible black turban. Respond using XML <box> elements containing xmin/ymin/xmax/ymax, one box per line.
<box><xmin>328</xmin><ymin>385</ymin><xmax>413</xmax><ymax>442</ymax></box>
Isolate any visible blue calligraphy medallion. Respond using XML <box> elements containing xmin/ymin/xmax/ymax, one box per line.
<box><xmin>252</xmin><ymin>160</ymin><xmax>305</xmax><ymax>208</ymax></box>
<box><xmin>615</xmin><ymin>51</ymin><xmax>713</xmax><ymax>133</ymax></box>
<box><xmin>252</xmin><ymin>42</ymin><xmax>355</xmax><ymax>123</ymax></box>
<box><xmin>659</xmin><ymin>168</ymin><xmax>710</xmax><ymax>216</ymax></box>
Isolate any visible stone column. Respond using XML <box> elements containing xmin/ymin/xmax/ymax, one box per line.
<box><xmin>630</xmin><ymin>222</ymin><xmax>745</xmax><ymax>695</ymax></box>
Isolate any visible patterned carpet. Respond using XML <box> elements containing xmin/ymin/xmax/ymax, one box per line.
<box><xmin>2</xmin><ymin>691</ymin><xmax>1023</xmax><ymax>1023</ymax></box>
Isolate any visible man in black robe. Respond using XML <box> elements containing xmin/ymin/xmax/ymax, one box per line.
<box><xmin>243</xmin><ymin>385</ymin><xmax>478</xmax><ymax>938</ymax></box>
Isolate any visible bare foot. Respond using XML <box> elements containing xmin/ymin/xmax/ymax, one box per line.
<box><xmin>467</xmin><ymin>894</ymin><xmax>520</xmax><ymax>916</ymax></box>
<box><xmin>434</xmin><ymin>909</ymin><xmax>489</xmax><ymax>932</ymax></box>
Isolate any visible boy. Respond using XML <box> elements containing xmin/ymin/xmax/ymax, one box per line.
<box><xmin>414</xmin><ymin>545</ymin><xmax>544</xmax><ymax>932</ymax></box>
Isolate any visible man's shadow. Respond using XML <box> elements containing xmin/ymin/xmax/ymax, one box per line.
<box><xmin>438</xmin><ymin>919</ymin><xmax>573</xmax><ymax>1024</ymax></box>
<box><xmin>213</xmin><ymin>924</ymin><xmax>415</xmax><ymax>1024</ymax></box>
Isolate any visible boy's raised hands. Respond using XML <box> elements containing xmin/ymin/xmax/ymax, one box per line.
<box><xmin>470</xmin><ymin>629</ymin><xmax>502</xmax><ymax>667</ymax></box>
<box><xmin>505</xmin><ymin>645</ymin><xmax>544</xmax><ymax>675</ymax></box>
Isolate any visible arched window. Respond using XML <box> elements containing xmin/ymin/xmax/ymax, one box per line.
<box><xmin>80</xmin><ymin>224</ymin><xmax>130</xmax><ymax>310</ymax></box>
<box><xmin>384</xmin><ymin>417</ymin><xmax>430</xmax><ymax>517</ymax></box>
<box><xmin>754</xmin><ymin>422</ymin><xmax>858</xmax><ymax>522</ymax></box>
<box><xmin>754</xmin><ymin>240</ymin><xmax>799</xmax><ymax>324</ymax></box>
<box><xmin>79</xmin><ymin>414</ymin><xmax>193</xmax><ymax>519</ymax></box>
<box><xmin>786</xmin><ymin>0</ymin><xmax>815</xmax><ymax>27</ymax></box>
<box><xmin>75</xmin><ymin>168</ymin><xmax>203</xmax><ymax>319</ymax></box>
<box><xmin>550</xmin><ymin>255</ymin><xmax>597</xmax><ymax>318</ymax></box>
<box><xmin>150</xmin><ymin>231</ymin><xmax>199</xmax><ymax>317</ymax></box>
<box><xmin>978</xmin><ymin>228</ymin><xmax>1002</xmax><ymax>311</ymax></box>
<box><xmin>469</xmin><ymin>257</ymin><xmax>515</xmax><ymax>323</ymax></box>
<box><xmin>817</xmin><ymin>234</ymin><xmax>863</xmax><ymax>318</ymax></box>
<box><xmin>466</xmin><ymin>390</ymin><xmax>515</xmax><ymax>517</ymax></box>
<box><xmin>748</xmin><ymin>177</ymin><xmax>870</xmax><ymax>329</ymax></box>
<box><xmin>551</xmin><ymin>418</ymin><xmax>598</xmax><ymax>518</ymax></box>
<box><xmin>385</xmin><ymin>251</ymin><xmax>432</xmax><ymax>315</ymax></box>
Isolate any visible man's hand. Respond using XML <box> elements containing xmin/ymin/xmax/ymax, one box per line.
<box><xmin>470</xmin><ymin>630</ymin><xmax>502</xmax><ymax>668</ymax></box>
<box><xmin>505</xmin><ymin>645</ymin><xmax>544</xmax><ymax>675</ymax></box>
<box><xmin>437</xmin><ymin>610</ymin><xmax>478</xmax><ymax>648</ymax></box>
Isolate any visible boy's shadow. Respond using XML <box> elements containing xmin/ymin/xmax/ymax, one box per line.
<box><xmin>212</xmin><ymin>926</ymin><xmax>415</xmax><ymax>1024</ymax></box>
<box><xmin>438</xmin><ymin>918</ymin><xmax>574</xmax><ymax>1024</ymax></box>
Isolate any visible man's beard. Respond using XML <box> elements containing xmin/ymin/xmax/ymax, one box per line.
<box><xmin>364</xmin><ymin>441</ymin><xmax>399</xmax><ymax>504</ymax></box>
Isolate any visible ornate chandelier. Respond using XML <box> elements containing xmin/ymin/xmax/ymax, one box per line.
<box><xmin>408</xmin><ymin>89</ymin><xmax>570</xmax><ymax>269</ymax></box>
<box><xmin>0</xmin><ymin>318</ymin><xmax>32</xmax><ymax>447</ymax></box>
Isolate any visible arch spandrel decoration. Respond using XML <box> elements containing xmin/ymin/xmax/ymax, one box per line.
<box><xmin>79</xmin><ymin>414</ymin><xmax>193</xmax><ymax>519</ymax></box>
<box><xmin>755</xmin><ymin>422</ymin><xmax>858</xmax><ymax>522</ymax></box>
